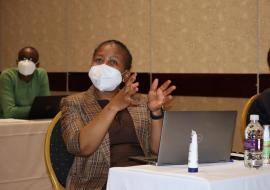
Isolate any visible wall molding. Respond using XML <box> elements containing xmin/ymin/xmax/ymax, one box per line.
<box><xmin>47</xmin><ymin>72</ymin><xmax>270</xmax><ymax>98</ymax></box>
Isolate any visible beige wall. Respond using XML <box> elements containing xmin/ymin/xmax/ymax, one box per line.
<box><xmin>152</xmin><ymin>0</ymin><xmax>270</xmax><ymax>73</ymax></box>
<box><xmin>1</xmin><ymin>0</ymin><xmax>270</xmax><ymax>152</ymax></box>
<box><xmin>1</xmin><ymin>0</ymin><xmax>270</xmax><ymax>73</ymax></box>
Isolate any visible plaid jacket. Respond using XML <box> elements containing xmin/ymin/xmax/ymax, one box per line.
<box><xmin>60</xmin><ymin>86</ymin><xmax>152</xmax><ymax>190</ymax></box>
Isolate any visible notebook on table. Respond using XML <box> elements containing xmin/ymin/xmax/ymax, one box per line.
<box><xmin>129</xmin><ymin>111</ymin><xmax>237</xmax><ymax>166</ymax></box>
<box><xmin>28</xmin><ymin>95</ymin><xmax>65</xmax><ymax>119</ymax></box>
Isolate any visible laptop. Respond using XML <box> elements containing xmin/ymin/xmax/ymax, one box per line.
<box><xmin>28</xmin><ymin>95</ymin><xmax>65</xmax><ymax>119</ymax></box>
<box><xmin>129</xmin><ymin>111</ymin><xmax>237</xmax><ymax>166</ymax></box>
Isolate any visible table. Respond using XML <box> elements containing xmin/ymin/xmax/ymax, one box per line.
<box><xmin>107</xmin><ymin>161</ymin><xmax>270</xmax><ymax>190</ymax></box>
<box><xmin>0</xmin><ymin>119</ymin><xmax>53</xmax><ymax>190</ymax></box>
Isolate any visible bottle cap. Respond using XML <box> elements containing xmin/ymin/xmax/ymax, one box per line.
<box><xmin>188</xmin><ymin>167</ymin><xmax>198</xmax><ymax>173</ymax></box>
<box><xmin>250</xmin><ymin>114</ymin><xmax>259</xmax><ymax>121</ymax></box>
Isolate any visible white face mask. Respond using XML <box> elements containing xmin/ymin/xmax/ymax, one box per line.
<box><xmin>18</xmin><ymin>60</ymin><xmax>36</xmax><ymax>76</ymax></box>
<box><xmin>88</xmin><ymin>64</ymin><xmax>122</xmax><ymax>92</ymax></box>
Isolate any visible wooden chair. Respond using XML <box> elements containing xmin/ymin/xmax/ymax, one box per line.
<box><xmin>44</xmin><ymin>112</ymin><xmax>74</xmax><ymax>190</ymax></box>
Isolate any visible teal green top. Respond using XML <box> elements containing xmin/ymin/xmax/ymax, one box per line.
<box><xmin>0</xmin><ymin>68</ymin><xmax>50</xmax><ymax>119</ymax></box>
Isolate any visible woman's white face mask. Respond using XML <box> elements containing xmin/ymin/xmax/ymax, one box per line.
<box><xmin>18</xmin><ymin>60</ymin><xmax>36</xmax><ymax>76</ymax></box>
<box><xmin>88</xmin><ymin>64</ymin><xmax>123</xmax><ymax>92</ymax></box>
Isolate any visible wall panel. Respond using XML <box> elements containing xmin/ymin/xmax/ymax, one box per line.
<box><xmin>1</xmin><ymin>0</ymin><xmax>270</xmax><ymax>73</ymax></box>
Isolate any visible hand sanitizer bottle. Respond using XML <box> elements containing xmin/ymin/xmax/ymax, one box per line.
<box><xmin>188</xmin><ymin>130</ymin><xmax>198</xmax><ymax>172</ymax></box>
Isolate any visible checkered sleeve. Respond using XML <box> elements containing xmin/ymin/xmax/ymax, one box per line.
<box><xmin>60</xmin><ymin>96</ymin><xmax>83</xmax><ymax>155</ymax></box>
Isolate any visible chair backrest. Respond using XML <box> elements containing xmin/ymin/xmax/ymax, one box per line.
<box><xmin>44</xmin><ymin>112</ymin><xmax>75</xmax><ymax>190</ymax></box>
<box><xmin>241</xmin><ymin>94</ymin><xmax>259</xmax><ymax>142</ymax></box>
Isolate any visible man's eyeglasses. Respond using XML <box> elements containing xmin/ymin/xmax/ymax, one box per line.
<box><xmin>18</xmin><ymin>57</ymin><xmax>38</xmax><ymax>64</ymax></box>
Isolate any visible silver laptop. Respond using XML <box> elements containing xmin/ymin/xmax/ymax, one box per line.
<box><xmin>129</xmin><ymin>111</ymin><xmax>237</xmax><ymax>166</ymax></box>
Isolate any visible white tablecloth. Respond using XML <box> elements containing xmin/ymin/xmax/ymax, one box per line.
<box><xmin>0</xmin><ymin>119</ymin><xmax>53</xmax><ymax>190</ymax></box>
<box><xmin>107</xmin><ymin>161</ymin><xmax>270</xmax><ymax>190</ymax></box>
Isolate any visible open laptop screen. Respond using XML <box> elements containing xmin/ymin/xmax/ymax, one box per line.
<box><xmin>28</xmin><ymin>95</ymin><xmax>65</xmax><ymax>119</ymax></box>
<box><xmin>156</xmin><ymin>111</ymin><xmax>237</xmax><ymax>166</ymax></box>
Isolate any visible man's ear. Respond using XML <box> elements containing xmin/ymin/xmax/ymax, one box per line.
<box><xmin>36</xmin><ymin>62</ymin><xmax>40</xmax><ymax>68</ymax></box>
<box><xmin>122</xmin><ymin>71</ymin><xmax>131</xmax><ymax>83</ymax></box>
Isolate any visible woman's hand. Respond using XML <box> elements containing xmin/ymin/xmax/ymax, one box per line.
<box><xmin>148</xmin><ymin>79</ymin><xmax>176</xmax><ymax>112</ymax></box>
<box><xmin>109</xmin><ymin>73</ymin><xmax>139</xmax><ymax>112</ymax></box>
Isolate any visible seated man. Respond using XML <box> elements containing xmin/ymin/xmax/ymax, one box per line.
<box><xmin>0</xmin><ymin>46</ymin><xmax>50</xmax><ymax>119</ymax></box>
<box><xmin>248</xmin><ymin>48</ymin><xmax>270</xmax><ymax>125</ymax></box>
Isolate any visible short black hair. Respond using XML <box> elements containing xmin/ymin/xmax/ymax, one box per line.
<box><xmin>268</xmin><ymin>48</ymin><xmax>270</xmax><ymax>68</ymax></box>
<box><xmin>93</xmin><ymin>40</ymin><xmax>132</xmax><ymax>70</ymax></box>
<box><xmin>18</xmin><ymin>46</ymin><xmax>39</xmax><ymax>63</ymax></box>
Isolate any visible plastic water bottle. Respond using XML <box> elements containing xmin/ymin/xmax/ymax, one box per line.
<box><xmin>263</xmin><ymin>125</ymin><xmax>270</xmax><ymax>165</ymax></box>
<box><xmin>244</xmin><ymin>114</ymin><xmax>263</xmax><ymax>168</ymax></box>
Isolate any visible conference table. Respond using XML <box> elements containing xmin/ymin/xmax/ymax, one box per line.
<box><xmin>107</xmin><ymin>161</ymin><xmax>270</xmax><ymax>190</ymax></box>
<box><xmin>0</xmin><ymin>119</ymin><xmax>53</xmax><ymax>190</ymax></box>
